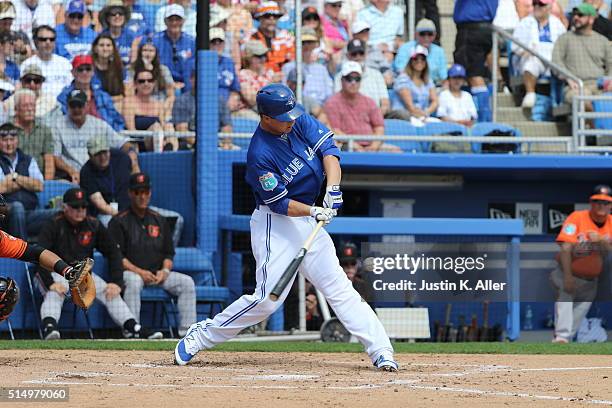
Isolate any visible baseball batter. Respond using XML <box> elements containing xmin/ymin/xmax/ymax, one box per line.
<box><xmin>175</xmin><ymin>84</ymin><xmax>397</xmax><ymax>371</ymax></box>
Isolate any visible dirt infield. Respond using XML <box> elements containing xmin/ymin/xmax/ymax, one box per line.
<box><xmin>2</xmin><ymin>349</ymin><xmax>612</xmax><ymax>407</ymax></box>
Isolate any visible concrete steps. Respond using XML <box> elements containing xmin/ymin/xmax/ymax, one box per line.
<box><xmin>497</xmin><ymin>106</ymin><xmax>531</xmax><ymax>122</ymax></box>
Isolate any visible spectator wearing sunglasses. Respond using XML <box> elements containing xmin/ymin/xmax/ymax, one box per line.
<box><xmin>20</xmin><ymin>26</ymin><xmax>73</xmax><ymax>100</ymax></box>
<box><xmin>0</xmin><ymin>31</ymin><xmax>20</xmax><ymax>84</ymax></box>
<box><xmin>325</xmin><ymin>61</ymin><xmax>400</xmax><ymax>152</ymax></box>
<box><xmin>4</xmin><ymin>65</ymin><xmax>58</xmax><ymax>119</ymax></box>
<box><xmin>250</xmin><ymin>1</ymin><xmax>295</xmax><ymax>73</ymax></box>
<box><xmin>512</xmin><ymin>0</ymin><xmax>566</xmax><ymax>109</ymax></box>
<box><xmin>394</xmin><ymin>19</ymin><xmax>447</xmax><ymax>86</ymax></box>
<box><xmin>12</xmin><ymin>0</ymin><xmax>55</xmax><ymax>42</ymax></box>
<box><xmin>55</xmin><ymin>0</ymin><xmax>97</xmax><ymax>61</ymax></box>
<box><xmin>152</xmin><ymin>4</ymin><xmax>195</xmax><ymax>91</ymax></box>
<box><xmin>552</xmin><ymin>2</ymin><xmax>612</xmax><ymax>111</ymax></box>
<box><xmin>99</xmin><ymin>0</ymin><xmax>138</xmax><ymax>67</ymax></box>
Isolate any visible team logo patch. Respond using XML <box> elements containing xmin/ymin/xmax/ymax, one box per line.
<box><xmin>563</xmin><ymin>223</ymin><xmax>577</xmax><ymax>235</ymax></box>
<box><xmin>78</xmin><ymin>231</ymin><xmax>92</xmax><ymax>247</ymax></box>
<box><xmin>259</xmin><ymin>172</ymin><xmax>278</xmax><ymax>191</ymax></box>
<box><xmin>148</xmin><ymin>225</ymin><xmax>160</xmax><ymax>238</ymax></box>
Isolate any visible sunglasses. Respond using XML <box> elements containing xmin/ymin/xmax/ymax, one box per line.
<box><xmin>36</xmin><ymin>36</ymin><xmax>55</xmax><ymax>42</ymax></box>
<box><xmin>210</xmin><ymin>38</ymin><xmax>224</xmax><ymax>45</ymax></box>
<box><xmin>592</xmin><ymin>200</ymin><xmax>612</xmax><ymax>205</ymax></box>
<box><xmin>328</xmin><ymin>3</ymin><xmax>342</xmax><ymax>7</ymax></box>
<box><xmin>76</xmin><ymin>65</ymin><xmax>92</xmax><ymax>73</ymax></box>
<box><xmin>22</xmin><ymin>76</ymin><xmax>44</xmax><ymax>84</ymax></box>
<box><xmin>137</xmin><ymin>78</ymin><xmax>155</xmax><ymax>84</ymax></box>
<box><xmin>341</xmin><ymin>261</ymin><xmax>357</xmax><ymax>267</ymax></box>
<box><xmin>343</xmin><ymin>75</ymin><xmax>361</xmax><ymax>83</ymax></box>
<box><xmin>68</xmin><ymin>13</ymin><xmax>84</xmax><ymax>20</ymax></box>
<box><xmin>69</xmin><ymin>204</ymin><xmax>87</xmax><ymax>210</ymax></box>
<box><xmin>573</xmin><ymin>11</ymin><xmax>586</xmax><ymax>17</ymax></box>
<box><xmin>109</xmin><ymin>11</ymin><xmax>124</xmax><ymax>17</ymax></box>
<box><xmin>418</xmin><ymin>31</ymin><xmax>435</xmax><ymax>37</ymax></box>
<box><xmin>253</xmin><ymin>54</ymin><xmax>268</xmax><ymax>60</ymax></box>
<box><xmin>131</xmin><ymin>189</ymin><xmax>151</xmax><ymax>196</ymax></box>
<box><xmin>349</xmin><ymin>51</ymin><xmax>365</xmax><ymax>57</ymax></box>
<box><xmin>260</xmin><ymin>13</ymin><xmax>281</xmax><ymax>19</ymax></box>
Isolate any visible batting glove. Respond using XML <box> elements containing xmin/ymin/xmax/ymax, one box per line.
<box><xmin>310</xmin><ymin>206</ymin><xmax>336</xmax><ymax>224</ymax></box>
<box><xmin>323</xmin><ymin>185</ymin><xmax>343</xmax><ymax>210</ymax></box>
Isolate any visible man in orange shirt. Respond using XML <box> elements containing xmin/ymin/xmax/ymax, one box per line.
<box><xmin>250</xmin><ymin>1</ymin><xmax>295</xmax><ymax>73</ymax></box>
<box><xmin>0</xmin><ymin>193</ymin><xmax>92</xmax><ymax>322</ymax></box>
<box><xmin>551</xmin><ymin>184</ymin><xmax>612</xmax><ymax>343</ymax></box>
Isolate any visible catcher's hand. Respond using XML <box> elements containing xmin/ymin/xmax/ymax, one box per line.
<box><xmin>65</xmin><ymin>258</ymin><xmax>95</xmax><ymax>309</ymax></box>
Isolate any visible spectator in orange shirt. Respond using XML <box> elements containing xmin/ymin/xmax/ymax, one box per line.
<box><xmin>551</xmin><ymin>185</ymin><xmax>612</xmax><ymax>343</ymax></box>
<box><xmin>250</xmin><ymin>1</ymin><xmax>295</xmax><ymax>73</ymax></box>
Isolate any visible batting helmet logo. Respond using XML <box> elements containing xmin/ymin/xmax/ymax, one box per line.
<box><xmin>0</xmin><ymin>277</ymin><xmax>19</xmax><ymax>322</ymax></box>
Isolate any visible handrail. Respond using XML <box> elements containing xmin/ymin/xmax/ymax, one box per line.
<box><xmin>490</xmin><ymin>24</ymin><xmax>584</xmax><ymax>151</ymax></box>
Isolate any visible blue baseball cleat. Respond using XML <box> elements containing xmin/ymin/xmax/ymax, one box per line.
<box><xmin>174</xmin><ymin>337</ymin><xmax>195</xmax><ymax>366</ymax></box>
<box><xmin>374</xmin><ymin>355</ymin><xmax>399</xmax><ymax>372</ymax></box>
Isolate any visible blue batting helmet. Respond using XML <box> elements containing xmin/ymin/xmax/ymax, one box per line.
<box><xmin>256</xmin><ymin>83</ymin><xmax>304</xmax><ymax>122</ymax></box>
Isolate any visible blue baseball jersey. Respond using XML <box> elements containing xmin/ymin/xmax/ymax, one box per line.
<box><xmin>245</xmin><ymin>114</ymin><xmax>340</xmax><ymax>215</ymax></box>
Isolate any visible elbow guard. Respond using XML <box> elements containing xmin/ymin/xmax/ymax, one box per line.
<box><xmin>18</xmin><ymin>243</ymin><xmax>45</xmax><ymax>263</ymax></box>
<box><xmin>268</xmin><ymin>198</ymin><xmax>290</xmax><ymax>215</ymax></box>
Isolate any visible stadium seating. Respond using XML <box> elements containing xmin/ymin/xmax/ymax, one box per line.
<box><xmin>231</xmin><ymin>118</ymin><xmax>259</xmax><ymax>150</ymax></box>
<box><xmin>419</xmin><ymin>122</ymin><xmax>468</xmax><ymax>153</ymax></box>
<box><xmin>471</xmin><ymin>122</ymin><xmax>522</xmax><ymax>154</ymax></box>
<box><xmin>383</xmin><ymin>119</ymin><xmax>422</xmax><ymax>152</ymax></box>
<box><xmin>37</xmin><ymin>180</ymin><xmax>76</xmax><ymax>210</ymax></box>
<box><xmin>593</xmin><ymin>92</ymin><xmax>612</xmax><ymax>131</ymax></box>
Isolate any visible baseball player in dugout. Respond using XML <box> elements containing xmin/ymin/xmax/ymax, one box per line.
<box><xmin>338</xmin><ymin>242</ymin><xmax>374</xmax><ymax>306</ymax></box>
<box><xmin>108</xmin><ymin>172</ymin><xmax>196</xmax><ymax>337</ymax></box>
<box><xmin>174</xmin><ymin>83</ymin><xmax>398</xmax><ymax>372</ymax></box>
<box><xmin>551</xmin><ymin>185</ymin><xmax>612</xmax><ymax>343</ymax></box>
<box><xmin>35</xmin><ymin>187</ymin><xmax>163</xmax><ymax>340</ymax></box>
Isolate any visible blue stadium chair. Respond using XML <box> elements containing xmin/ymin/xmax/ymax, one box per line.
<box><xmin>231</xmin><ymin>118</ymin><xmax>259</xmax><ymax>150</ymax></box>
<box><xmin>593</xmin><ymin>92</ymin><xmax>612</xmax><ymax>131</ymax></box>
<box><xmin>383</xmin><ymin>119</ymin><xmax>422</xmax><ymax>152</ymax></box>
<box><xmin>418</xmin><ymin>122</ymin><xmax>468</xmax><ymax>152</ymax></box>
<box><xmin>36</xmin><ymin>180</ymin><xmax>77</xmax><ymax>209</ymax></box>
<box><xmin>471</xmin><ymin>122</ymin><xmax>522</xmax><ymax>154</ymax></box>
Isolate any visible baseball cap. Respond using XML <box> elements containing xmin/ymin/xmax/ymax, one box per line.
<box><xmin>87</xmin><ymin>135</ymin><xmax>110</xmax><ymax>156</ymax></box>
<box><xmin>0</xmin><ymin>79</ymin><xmax>14</xmax><ymax>93</ymax></box>
<box><xmin>324</xmin><ymin>0</ymin><xmax>342</xmax><ymax>4</ymax></box>
<box><xmin>210</xmin><ymin>4</ymin><xmax>230</xmax><ymax>26</ymax></box>
<box><xmin>338</xmin><ymin>242</ymin><xmax>358</xmax><ymax>264</ymax></box>
<box><xmin>416</xmin><ymin>18</ymin><xmax>436</xmax><ymax>33</ymax></box>
<box><xmin>347</xmin><ymin>39</ymin><xmax>366</xmax><ymax>54</ymax></box>
<box><xmin>129</xmin><ymin>172</ymin><xmax>151</xmax><ymax>190</ymax></box>
<box><xmin>590</xmin><ymin>184</ymin><xmax>612</xmax><ymax>202</ymax></box>
<box><xmin>66</xmin><ymin>0</ymin><xmax>86</xmax><ymax>15</ymax></box>
<box><xmin>573</xmin><ymin>3</ymin><xmax>597</xmax><ymax>16</ymax></box>
<box><xmin>351</xmin><ymin>20</ymin><xmax>370</xmax><ymax>34</ymax></box>
<box><xmin>0</xmin><ymin>3</ymin><xmax>16</xmax><ymax>20</ymax></box>
<box><xmin>63</xmin><ymin>188</ymin><xmax>88</xmax><ymax>207</ymax></box>
<box><xmin>72</xmin><ymin>54</ymin><xmax>93</xmax><ymax>70</ymax></box>
<box><xmin>447</xmin><ymin>63</ymin><xmax>466</xmax><ymax>78</ymax></box>
<box><xmin>254</xmin><ymin>1</ymin><xmax>282</xmax><ymax>19</ymax></box>
<box><xmin>302</xmin><ymin>6</ymin><xmax>319</xmax><ymax>19</ymax></box>
<box><xmin>0</xmin><ymin>123</ymin><xmax>19</xmax><ymax>137</ymax></box>
<box><xmin>210</xmin><ymin>27</ymin><xmax>225</xmax><ymax>42</ymax></box>
<box><xmin>164</xmin><ymin>3</ymin><xmax>184</xmax><ymax>19</ymax></box>
<box><xmin>301</xmin><ymin>26</ymin><xmax>318</xmax><ymax>42</ymax></box>
<box><xmin>410</xmin><ymin>44</ymin><xmax>428</xmax><ymax>59</ymax></box>
<box><xmin>340</xmin><ymin>60</ymin><xmax>362</xmax><ymax>77</ymax></box>
<box><xmin>20</xmin><ymin>64</ymin><xmax>44</xmax><ymax>79</ymax></box>
<box><xmin>244</xmin><ymin>40</ymin><xmax>269</xmax><ymax>57</ymax></box>
<box><xmin>67</xmin><ymin>89</ymin><xmax>87</xmax><ymax>107</ymax></box>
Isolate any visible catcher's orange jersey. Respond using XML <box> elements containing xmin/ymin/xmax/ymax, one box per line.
<box><xmin>556</xmin><ymin>210</ymin><xmax>612</xmax><ymax>279</ymax></box>
<box><xmin>0</xmin><ymin>230</ymin><xmax>27</xmax><ymax>260</ymax></box>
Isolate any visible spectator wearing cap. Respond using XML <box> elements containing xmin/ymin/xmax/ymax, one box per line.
<box><xmin>552</xmin><ymin>3</ymin><xmax>612</xmax><ymax>112</ymax></box>
<box><xmin>325</xmin><ymin>61</ymin><xmax>400</xmax><ymax>152</ymax></box>
<box><xmin>152</xmin><ymin>3</ymin><xmax>195</xmax><ymax>90</ymax></box>
<box><xmin>115</xmin><ymin>0</ymin><xmax>154</xmax><ymax>39</ymax></box>
<box><xmin>99</xmin><ymin>0</ymin><xmax>138</xmax><ymax>67</ymax></box>
<box><xmin>512</xmin><ymin>0</ymin><xmax>566</xmax><ymax>109</ymax></box>
<box><xmin>0</xmin><ymin>1</ymin><xmax>16</xmax><ymax>34</ymax></box>
<box><xmin>282</xmin><ymin>27</ymin><xmax>333</xmax><ymax>106</ymax></box>
<box><xmin>55</xmin><ymin>0</ymin><xmax>97</xmax><ymax>61</ymax></box>
<box><xmin>50</xmin><ymin>89</ymin><xmax>135</xmax><ymax>183</ymax></box>
<box><xmin>551</xmin><ymin>184</ymin><xmax>612</xmax><ymax>343</ymax></box>
<box><xmin>10</xmin><ymin>89</ymin><xmax>55</xmax><ymax>179</ymax></box>
<box><xmin>321</xmin><ymin>0</ymin><xmax>350</xmax><ymax>55</ymax></box>
<box><xmin>12</xmin><ymin>0</ymin><xmax>55</xmax><ymax>42</ymax></box>
<box><xmin>350</xmin><ymin>22</ymin><xmax>394</xmax><ymax>88</ymax></box>
<box><xmin>334</xmin><ymin>39</ymin><xmax>390</xmax><ymax>116</ymax></box>
<box><xmin>437</xmin><ymin>64</ymin><xmax>478</xmax><ymax>127</ymax></box>
<box><xmin>20</xmin><ymin>26</ymin><xmax>73</xmax><ymax>100</ymax></box>
<box><xmin>453</xmin><ymin>0</ymin><xmax>498</xmax><ymax>123</ymax></box>
<box><xmin>338</xmin><ymin>242</ymin><xmax>373</xmax><ymax>305</ymax></box>
<box><xmin>251</xmin><ymin>1</ymin><xmax>295</xmax><ymax>73</ymax></box>
<box><xmin>356</xmin><ymin>0</ymin><xmax>405</xmax><ymax>51</ymax></box>
<box><xmin>0</xmin><ymin>122</ymin><xmax>57</xmax><ymax>240</ymax></box>
<box><xmin>285</xmin><ymin>68</ymin><xmax>329</xmax><ymax>124</ymax></box>
<box><xmin>155</xmin><ymin>0</ymin><xmax>196</xmax><ymax>37</ymax></box>
<box><xmin>394</xmin><ymin>19</ymin><xmax>447</xmax><ymax>86</ymax></box>
<box><xmin>415</xmin><ymin>0</ymin><xmax>441</xmax><ymax>43</ymax></box>
<box><xmin>57</xmin><ymin>54</ymin><xmax>126</xmax><ymax>132</ymax></box>
<box><xmin>390</xmin><ymin>46</ymin><xmax>438</xmax><ymax>122</ymax></box>
<box><xmin>108</xmin><ymin>171</ymin><xmax>195</xmax><ymax>335</ymax></box>
<box><xmin>0</xmin><ymin>1</ymin><xmax>32</xmax><ymax>66</ymax></box>
<box><xmin>235</xmin><ymin>40</ymin><xmax>276</xmax><ymax>120</ymax></box>
<box><xmin>0</xmin><ymin>31</ymin><xmax>20</xmax><ymax>84</ymax></box>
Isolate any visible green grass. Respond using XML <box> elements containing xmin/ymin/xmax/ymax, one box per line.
<box><xmin>1</xmin><ymin>340</ymin><xmax>612</xmax><ymax>354</ymax></box>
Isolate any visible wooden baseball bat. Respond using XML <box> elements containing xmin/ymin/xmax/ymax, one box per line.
<box><xmin>269</xmin><ymin>220</ymin><xmax>325</xmax><ymax>301</ymax></box>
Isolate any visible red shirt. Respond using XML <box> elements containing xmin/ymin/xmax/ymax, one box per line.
<box><xmin>324</xmin><ymin>92</ymin><xmax>384</xmax><ymax>146</ymax></box>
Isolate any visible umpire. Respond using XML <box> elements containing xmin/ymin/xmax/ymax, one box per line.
<box><xmin>36</xmin><ymin>187</ymin><xmax>162</xmax><ymax>340</ymax></box>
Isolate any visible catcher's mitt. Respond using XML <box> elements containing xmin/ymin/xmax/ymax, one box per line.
<box><xmin>65</xmin><ymin>258</ymin><xmax>95</xmax><ymax>309</ymax></box>
<box><xmin>0</xmin><ymin>277</ymin><xmax>19</xmax><ymax>322</ymax></box>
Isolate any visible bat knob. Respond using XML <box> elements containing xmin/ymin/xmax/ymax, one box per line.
<box><xmin>269</xmin><ymin>293</ymin><xmax>280</xmax><ymax>302</ymax></box>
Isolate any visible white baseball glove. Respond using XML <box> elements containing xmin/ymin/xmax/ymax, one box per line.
<box><xmin>310</xmin><ymin>206</ymin><xmax>336</xmax><ymax>224</ymax></box>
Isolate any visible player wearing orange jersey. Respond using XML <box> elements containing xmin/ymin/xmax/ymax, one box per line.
<box><xmin>551</xmin><ymin>185</ymin><xmax>612</xmax><ymax>343</ymax></box>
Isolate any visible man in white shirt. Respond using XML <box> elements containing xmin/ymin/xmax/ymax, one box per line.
<box><xmin>437</xmin><ymin>64</ymin><xmax>478</xmax><ymax>126</ymax></box>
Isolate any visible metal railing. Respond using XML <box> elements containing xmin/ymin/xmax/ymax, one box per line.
<box><xmin>490</xmin><ymin>24</ymin><xmax>585</xmax><ymax>150</ymax></box>
<box><xmin>572</xmin><ymin>94</ymin><xmax>612</xmax><ymax>154</ymax></box>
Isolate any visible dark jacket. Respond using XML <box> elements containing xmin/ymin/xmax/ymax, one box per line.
<box><xmin>0</xmin><ymin>149</ymin><xmax>38</xmax><ymax>210</ymax></box>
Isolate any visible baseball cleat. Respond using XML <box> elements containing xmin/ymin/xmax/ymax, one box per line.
<box><xmin>174</xmin><ymin>337</ymin><xmax>196</xmax><ymax>366</ymax></box>
<box><xmin>552</xmin><ymin>337</ymin><xmax>569</xmax><ymax>344</ymax></box>
<box><xmin>374</xmin><ymin>355</ymin><xmax>399</xmax><ymax>372</ymax></box>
